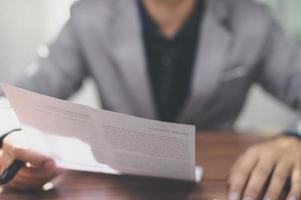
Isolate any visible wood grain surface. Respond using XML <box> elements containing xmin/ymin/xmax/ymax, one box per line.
<box><xmin>0</xmin><ymin>132</ymin><xmax>273</xmax><ymax>200</ymax></box>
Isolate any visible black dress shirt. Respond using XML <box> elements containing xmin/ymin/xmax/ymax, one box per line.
<box><xmin>138</xmin><ymin>0</ymin><xmax>204</xmax><ymax>122</ymax></box>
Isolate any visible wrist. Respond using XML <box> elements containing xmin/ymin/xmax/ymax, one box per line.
<box><xmin>284</xmin><ymin>120</ymin><xmax>301</xmax><ymax>139</ymax></box>
<box><xmin>284</xmin><ymin>129</ymin><xmax>301</xmax><ymax>140</ymax></box>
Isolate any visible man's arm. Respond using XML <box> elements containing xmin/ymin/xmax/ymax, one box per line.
<box><xmin>13</xmin><ymin>2</ymin><xmax>88</xmax><ymax>100</ymax></box>
<box><xmin>228</xmin><ymin>4</ymin><xmax>301</xmax><ymax>200</ymax></box>
<box><xmin>257</xmin><ymin>6</ymin><xmax>301</xmax><ymax>140</ymax></box>
<box><xmin>257</xmin><ymin>14</ymin><xmax>301</xmax><ymax>112</ymax></box>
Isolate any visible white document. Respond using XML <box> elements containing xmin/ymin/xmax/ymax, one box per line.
<box><xmin>1</xmin><ymin>83</ymin><xmax>202</xmax><ymax>182</ymax></box>
<box><xmin>0</xmin><ymin>97</ymin><xmax>21</xmax><ymax>134</ymax></box>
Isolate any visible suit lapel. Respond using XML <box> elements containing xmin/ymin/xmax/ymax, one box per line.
<box><xmin>108</xmin><ymin>0</ymin><xmax>231</xmax><ymax>122</ymax></box>
<box><xmin>178</xmin><ymin>0</ymin><xmax>232</xmax><ymax>122</ymax></box>
<box><xmin>107</xmin><ymin>1</ymin><xmax>157</xmax><ymax>119</ymax></box>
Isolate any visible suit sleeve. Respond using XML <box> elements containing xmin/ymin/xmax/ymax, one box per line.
<box><xmin>257</xmin><ymin>7</ymin><xmax>301</xmax><ymax>136</ymax></box>
<box><xmin>258</xmin><ymin>14</ymin><xmax>301</xmax><ymax>111</ymax></box>
<box><xmin>13</xmin><ymin>3</ymin><xmax>88</xmax><ymax>99</ymax></box>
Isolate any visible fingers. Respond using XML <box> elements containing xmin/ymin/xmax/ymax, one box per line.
<box><xmin>7</xmin><ymin>167</ymin><xmax>59</xmax><ymax>191</ymax></box>
<box><xmin>228</xmin><ymin>148</ymin><xmax>259</xmax><ymax>200</ymax></box>
<box><xmin>264</xmin><ymin>159</ymin><xmax>291</xmax><ymax>200</ymax></box>
<box><xmin>286</xmin><ymin>166</ymin><xmax>301</xmax><ymax>200</ymax></box>
<box><xmin>242</xmin><ymin>157</ymin><xmax>276</xmax><ymax>199</ymax></box>
<box><xmin>0</xmin><ymin>132</ymin><xmax>59</xmax><ymax>191</ymax></box>
<box><xmin>13</xmin><ymin>148</ymin><xmax>54</xmax><ymax>169</ymax></box>
<box><xmin>8</xmin><ymin>176</ymin><xmax>51</xmax><ymax>191</ymax></box>
<box><xmin>18</xmin><ymin>166</ymin><xmax>59</xmax><ymax>180</ymax></box>
<box><xmin>6</xmin><ymin>162</ymin><xmax>61</xmax><ymax>191</ymax></box>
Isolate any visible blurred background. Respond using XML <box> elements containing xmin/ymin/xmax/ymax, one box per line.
<box><xmin>0</xmin><ymin>0</ymin><xmax>300</xmax><ymax>131</ymax></box>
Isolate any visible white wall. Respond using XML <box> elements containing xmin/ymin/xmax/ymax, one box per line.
<box><xmin>0</xmin><ymin>0</ymin><xmax>298</xmax><ymax>131</ymax></box>
<box><xmin>0</xmin><ymin>0</ymin><xmax>73</xmax><ymax>81</ymax></box>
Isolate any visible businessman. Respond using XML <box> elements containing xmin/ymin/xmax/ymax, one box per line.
<box><xmin>1</xmin><ymin>0</ymin><xmax>301</xmax><ymax>199</ymax></box>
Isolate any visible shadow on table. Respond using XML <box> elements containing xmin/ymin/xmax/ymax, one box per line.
<box><xmin>0</xmin><ymin>172</ymin><xmax>198</xmax><ymax>200</ymax></box>
<box><xmin>103</xmin><ymin>174</ymin><xmax>198</xmax><ymax>200</ymax></box>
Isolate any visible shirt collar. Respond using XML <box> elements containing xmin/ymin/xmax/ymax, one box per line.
<box><xmin>137</xmin><ymin>0</ymin><xmax>204</xmax><ymax>40</ymax></box>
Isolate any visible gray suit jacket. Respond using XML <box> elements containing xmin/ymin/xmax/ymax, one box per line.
<box><xmin>13</xmin><ymin>0</ymin><xmax>301</xmax><ymax>130</ymax></box>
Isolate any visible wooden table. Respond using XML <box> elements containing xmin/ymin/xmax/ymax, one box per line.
<box><xmin>0</xmin><ymin>132</ymin><xmax>270</xmax><ymax>200</ymax></box>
